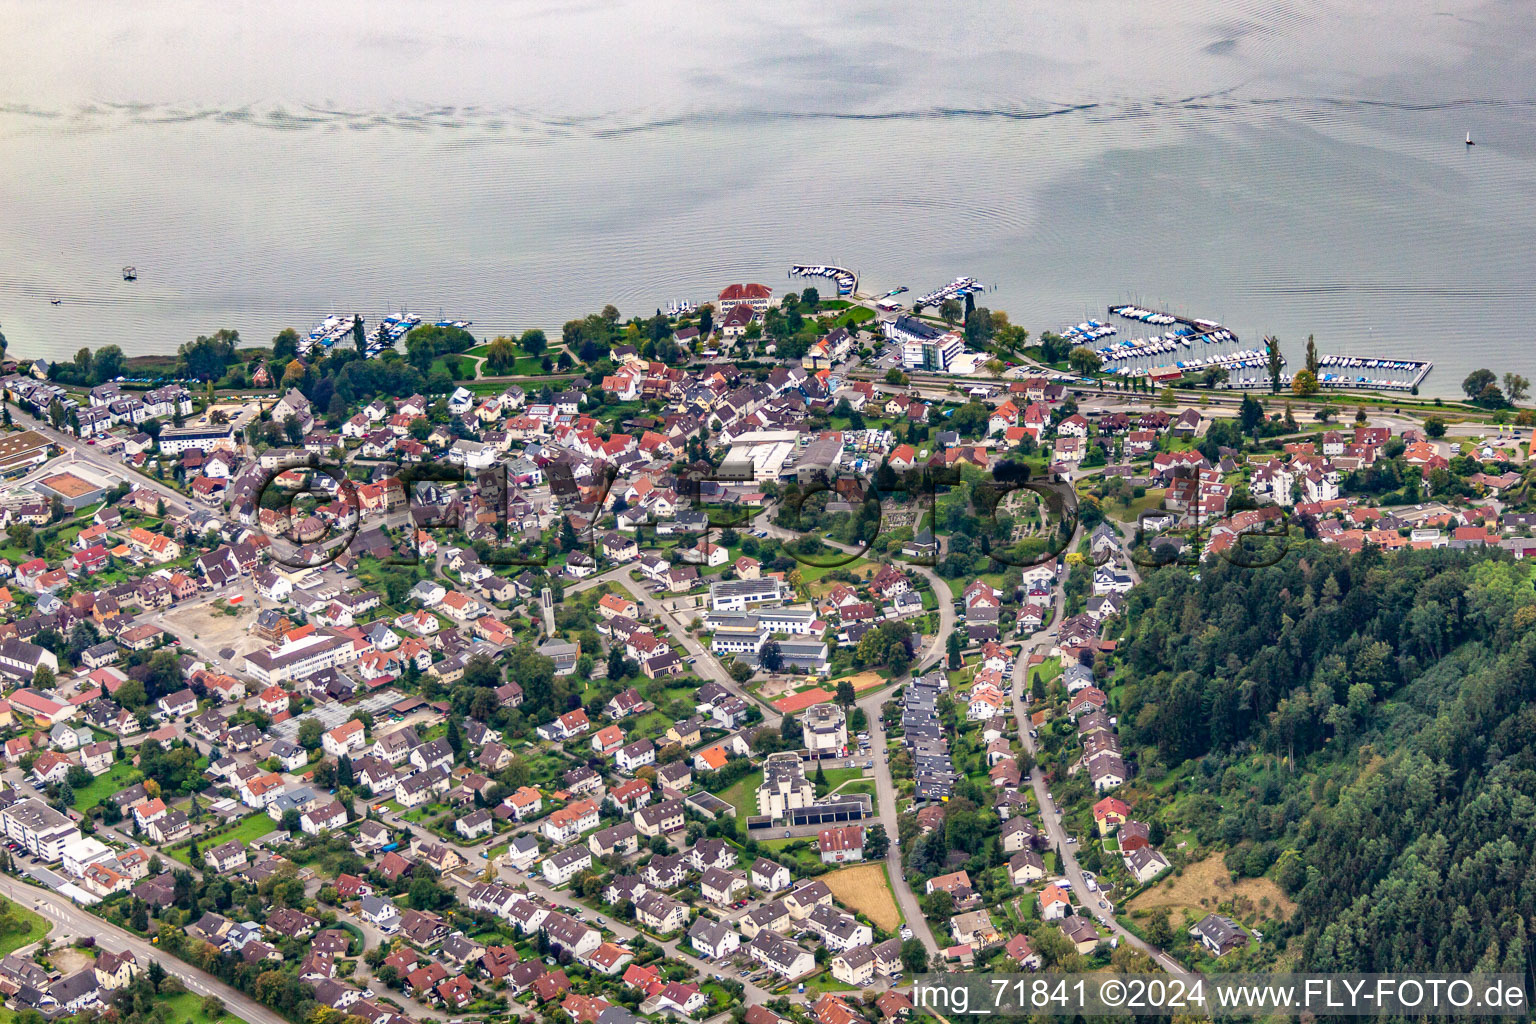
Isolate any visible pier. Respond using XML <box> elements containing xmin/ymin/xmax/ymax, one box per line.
<box><xmin>1313</xmin><ymin>354</ymin><xmax>1432</xmax><ymax>392</ymax></box>
<box><xmin>299</xmin><ymin>311</ymin><xmax>473</xmax><ymax>360</ymax></box>
<box><xmin>913</xmin><ymin>276</ymin><xmax>984</xmax><ymax>311</ymax></box>
<box><xmin>1108</xmin><ymin>303</ymin><xmax>1237</xmax><ymax>344</ymax></box>
<box><xmin>1092</xmin><ymin>302</ymin><xmax>1246</xmax><ymax>374</ymax></box>
<box><xmin>790</xmin><ymin>264</ymin><xmax>857</xmax><ymax>296</ymax></box>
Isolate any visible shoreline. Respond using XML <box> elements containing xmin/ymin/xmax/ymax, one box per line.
<box><xmin>6</xmin><ymin>284</ymin><xmax>1524</xmax><ymax>420</ymax></box>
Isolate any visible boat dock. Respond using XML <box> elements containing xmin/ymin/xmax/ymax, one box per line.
<box><xmin>1312</xmin><ymin>354</ymin><xmax>1432</xmax><ymax>392</ymax></box>
<box><xmin>363</xmin><ymin>314</ymin><xmax>423</xmax><ymax>355</ymax></box>
<box><xmin>297</xmin><ymin>314</ymin><xmax>359</xmax><ymax>358</ymax></box>
<box><xmin>914</xmin><ymin>276</ymin><xmax>984</xmax><ymax>310</ymax></box>
<box><xmin>1109</xmin><ymin>303</ymin><xmax>1236</xmax><ymax>341</ymax></box>
<box><xmin>300</xmin><ymin>311</ymin><xmax>472</xmax><ymax>359</ymax></box>
<box><xmin>790</xmin><ymin>264</ymin><xmax>857</xmax><ymax>296</ymax></box>
<box><xmin>1093</xmin><ymin>302</ymin><xmax>1250</xmax><ymax>378</ymax></box>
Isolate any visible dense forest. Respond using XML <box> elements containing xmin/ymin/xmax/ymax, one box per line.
<box><xmin>1109</xmin><ymin>543</ymin><xmax>1536</xmax><ymax>974</ymax></box>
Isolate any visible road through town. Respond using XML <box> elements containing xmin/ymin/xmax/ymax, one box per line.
<box><xmin>0</xmin><ymin>872</ymin><xmax>292</xmax><ymax>1024</ymax></box>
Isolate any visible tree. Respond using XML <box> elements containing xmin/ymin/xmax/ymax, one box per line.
<box><xmin>298</xmin><ymin>718</ymin><xmax>324</xmax><ymax>751</ymax></box>
<box><xmin>1239</xmin><ymin>395</ymin><xmax>1265</xmax><ymax>436</ymax></box>
<box><xmin>938</xmin><ymin>298</ymin><xmax>962</xmax><ymax>326</ymax></box>
<box><xmin>1147</xmin><ymin>908</ymin><xmax>1174</xmax><ymax>948</ymax></box>
<box><xmin>760</xmin><ymin>640</ymin><xmax>783</xmax><ymax>673</ymax></box>
<box><xmin>884</xmin><ymin>369</ymin><xmax>909</xmax><ymax>386</ymax></box>
<box><xmin>484</xmin><ymin>335</ymin><xmax>521</xmax><ymax>375</ymax></box>
<box><xmin>1265</xmin><ymin>335</ymin><xmax>1283</xmax><ymax>393</ymax></box>
<box><xmin>115</xmin><ymin>678</ymin><xmax>147</xmax><ymax>708</ymax></box>
<box><xmin>921</xmin><ymin>889</ymin><xmax>954</xmax><ymax>919</ymax></box>
<box><xmin>446</xmin><ymin>716</ymin><xmax>463</xmax><ymax>757</ymax></box>
<box><xmin>900</xmin><ymin>938</ymin><xmax>929</xmax><ymax>974</ymax></box>
<box><xmin>272</xmin><ymin>327</ymin><xmax>299</xmax><ymax>362</ymax></box>
<box><xmin>1067</xmin><ymin>346</ymin><xmax>1102</xmax><ymax>376</ymax></box>
<box><xmin>92</xmin><ymin>345</ymin><xmax>128</xmax><ymax>384</ymax></box>
<box><xmin>836</xmin><ymin>680</ymin><xmax>857</xmax><ymax>706</ymax></box>
<box><xmin>520</xmin><ymin>329</ymin><xmax>548</xmax><ymax>357</ymax></box>
<box><xmin>1425</xmin><ymin>416</ymin><xmax>1447</xmax><ymax>438</ymax></box>
<box><xmin>864</xmin><ymin>823</ymin><xmax>889</xmax><ymax>859</ymax></box>
<box><xmin>1463</xmin><ymin>368</ymin><xmax>1497</xmax><ymax>401</ymax></box>
<box><xmin>1305</xmin><ymin>334</ymin><xmax>1319</xmax><ymax>375</ymax></box>
<box><xmin>780</xmin><ymin>714</ymin><xmax>802</xmax><ymax>746</ymax></box>
<box><xmin>946</xmin><ymin>630</ymin><xmax>963</xmax><ymax>670</ymax></box>
<box><xmin>178</xmin><ymin>330</ymin><xmax>238</xmax><ymax>382</ymax></box>
<box><xmin>1291</xmin><ymin>368</ymin><xmax>1318</xmax><ymax>396</ymax></box>
<box><xmin>280</xmin><ymin>809</ymin><xmax>301</xmax><ymax>833</ymax></box>
<box><xmin>1505</xmin><ymin>373</ymin><xmax>1531</xmax><ymax>404</ymax></box>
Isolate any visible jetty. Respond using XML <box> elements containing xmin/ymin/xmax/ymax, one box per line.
<box><xmin>913</xmin><ymin>276</ymin><xmax>984</xmax><ymax>310</ymax></box>
<box><xmin>790</xmin><ymin>264</ymin><xmax>857</xmax><ymax>296</ymax></box>
<box><xmin>1313</xmin><ymin>354</ymin><xmax>1432</xmax><ymax>392</ymax></box>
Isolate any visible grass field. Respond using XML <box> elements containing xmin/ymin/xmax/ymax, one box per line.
<box><xmin>161</xmin><ymin>989</ymin><xmax>238</xmax><ymax>1024</ymax></box>
<box><xmin>801</xmin><ymin>557</ymin><xmax>874</xmax><ymax>587</ymax></box>
<box><xmin>70</xmin><ymin>761</ymin><xmax>140</xmax><ymax>810</ymax></box>
<box><xmin>0</xmin><ymin>898</ymin><xmax>50</xmax><ymax>957</ymax></box>
<box><xmin>432</xmin><ymin>354</ymin><xmax>478</xmax><ymax>379</ymax></box>
<box><xmin>1105</xmin><ymin>488</ymin><xmax>1169</xmax><ymax>524</ymax></box>
<box><xmin>822</xmin><ymin>863</ymin><xmax>902</xmax><ymax>930</ymax></box>
<box><xmin>716</xmin><ymin>771</ymin><xmax>764</xmax><ymax>821</ymax></box>
<box><xmin>171</xmin><ymin>812</ymin><xmax>282</xmax><ymax>865</ymax></box>
<box><xmin>1128</xmin><ymin>854</ymin><xmax>1295</xmax><ymax>927</ymax></box>
<box><xmin>830</xmin><ymin>307</ymin><xmax>876</xmax><ymax>328</ymax></box>
<box><xmin>813</xmin><ymin>767</ymin><xmax>866</xmax><ymax>797</ymax></box>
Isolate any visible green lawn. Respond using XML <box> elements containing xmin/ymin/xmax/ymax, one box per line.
<box><xmin>946</xmin><ymin>572</ymin><xmax>1007</xmax><ymax>599</ymax></box>
<box><xmin>715</xmin><ymin>770</ymin><xmax>763</xmax><ymax>821</ymax></box>
<box><xmin>628</xmin><ymin>709</ymin><xmax>675</xmax><ymax>740</ymax></box>
<box><xmin>70</xmin><ymin>761</ymin><xmax>141</xmax><ymax>811</ymax></box>
<box><xmin>487</xmin><ymin>356</ymin><xmax>553</xmax><ymax>376</ymax></box>
<box><xmin>0</xmin><ymin>898</ymin><xmax>50</xmax><ymax>957</ymax></box>
<box><xmin>801</xmin><ymin>970</ymin><xmax>860</xmax><ymax>995</ymax></box>
<box><xmin>160</xmin><ymin>989</ymin><xmax>238</xmax><ymax>1024</ymax></box>
<box><xmin>812</xmin><ymin>766</ymin><xmax>865</xmax><ymax>798</ymax></box>
<box><xmin>431</xmin><ymin>354</ymin><xmax>478</xmax><ymax>379</ymax></box>
<box><xmin>799</xmin><ymin>557</ymin><xmax>872</xmax><ymax>584</ymax></box>
<box><xmin>171</xmin><ymin>812</ymin><xmax>282</xmax><ymax>864</ymax></box>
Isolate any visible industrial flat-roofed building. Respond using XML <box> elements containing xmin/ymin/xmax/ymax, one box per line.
<box><xmin>740</xmin><ymin>639</ymin><xmax>829</xmax><ymax>674</ymax></box>
<box><xmin>0</xmin><ymin>430</ymin><xmax>55</xmax><ymax>476</ymax></box>
<box><xmin>243</xmin><ymin>632</ymin><xmax>359</xmax><ymax>685</ymax></box>
<box><xmin>158</xmin><ymin>424</ymin><xmax>235</xmax><ymax>454</ymax></box>
<box><xmin>34</xmin><ymin>470</ymin><xmax>108</xmax><ymax>510</ymax></box>
<box><xmin>710</xmin><ymin>578</ymin><xmax>789</xmax><ymax>613</ymax></box>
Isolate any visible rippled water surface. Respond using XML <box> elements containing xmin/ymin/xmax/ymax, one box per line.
<box><xmin>2</xmin><ymin>0</ymin><xmax>1534</xmax><ymax>394</ymax></box>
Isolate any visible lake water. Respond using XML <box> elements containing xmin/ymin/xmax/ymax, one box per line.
<box><xmin>3</xmin><ymin>0</ymin><xmax>1535</xmax><ymax>396</ymax></box>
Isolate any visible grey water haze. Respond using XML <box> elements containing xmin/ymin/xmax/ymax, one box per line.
<box><xmin>3</xmin><ymin>0</ymin><xmax>1536</xmax><ymax>395</ymax></box>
